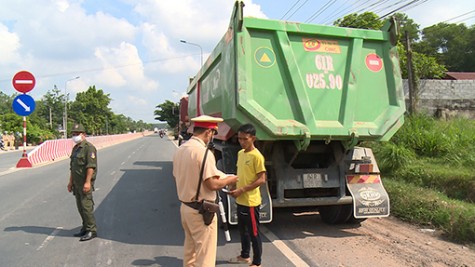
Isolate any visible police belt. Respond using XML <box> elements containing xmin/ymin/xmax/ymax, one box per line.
<box><xmin>182</xmin><ymin>201</ymin><xmax>201</xmax><ymax>210</ymax></box>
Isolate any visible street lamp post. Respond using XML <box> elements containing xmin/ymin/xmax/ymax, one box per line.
<box><xmin>180</xmin><ymin>39</ymin><xmax>203</xmax><ymax>67</ymax></box>
<box><xmin>63</xmin><ymin>76</ymin><xmax>80</xmax><ymax>139</ymax></box>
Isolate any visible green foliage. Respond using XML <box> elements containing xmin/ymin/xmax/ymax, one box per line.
<box><xmin>0</xmin><ymin>85</ymin><xmax>153</xmax><ymax>144</ymax></box>
<box><xmin>370</xmin><ymin>114</ymin><xmax>475</xmax><ymax>243</ymax></box>
<box><xmin>397</xmin><ymin>42</ymin><xmax>447</xmax><ymax>79</ymax></box>
<box><xmin>333</xmin><ymin>12</ymin><xmax>383</xmax><ymax>29</ymax></box>
<box><xmin>372</xmin><ymin>142</ymin><xmax>415</xmax><ymax>172</ymax></box>
<box><xmin>70</xmin><ymin>86</ymin><xmax>112</xmax><ymax>135</ymax></box>
<box><xmin>384</xmin><ymin>178</ymin><xmax>475</xmax><ymax>243</ymax></box>
<box><xmin>154</xmin><ymin>100</ymin><xmax>179</xmax><ymax>128</ymax></box>
<box><xmin>416</xmin><ymin>23</ymin><xmax>475</xmax><ymax>71</ymax></box>
<box><xmin>393</xmin><ymin>13</ymin><xmax>420</xmax><ymax>42</ymax></box>
<box><xmin>390</xmin><ymin>114</ymin><xmax>453</xmax><ymax>157</ymax></box>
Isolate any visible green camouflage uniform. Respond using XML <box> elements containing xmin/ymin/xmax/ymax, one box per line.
<box><xmin>70</xmin><ymin>140</ymin><xmax>97</xmax><ymax>233</ymax></box>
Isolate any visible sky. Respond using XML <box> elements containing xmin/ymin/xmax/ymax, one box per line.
<box><xmin>0</xmin><ymin>0</ymin><xmax>474</xmax><ymax>124</ymax></box>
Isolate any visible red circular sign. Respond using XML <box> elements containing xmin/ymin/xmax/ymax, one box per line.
<box><xmin>12</xmin><ymin>71</ymin><xmax>36</xmax><ymax>93</ymax></box>
<box><xmin>365</xmin><ymin>53</ymin><xmax>383</xmax><ymax>72</ymax></box>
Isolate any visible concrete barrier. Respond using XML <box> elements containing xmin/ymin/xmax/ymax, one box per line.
<box><xmin>27</xmin><ymin>131</ymin><xmax>153</xmax><ymax>166</ymax></box>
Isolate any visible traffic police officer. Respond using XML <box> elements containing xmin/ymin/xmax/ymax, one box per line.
<box><xmin>173</xmin><ymin>115</ymin><xmax>238</xmax><ymax>267</ymax></box>
<box><xmin>67</xmin><ymin>123</ymin><xmax>98</xmax><ymax>241</ymax></box>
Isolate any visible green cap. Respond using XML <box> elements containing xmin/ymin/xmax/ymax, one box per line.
<box><xmin>71</xmin><ymin>124</ymin><xmax>86</xmax><ymax>133</ymax></box>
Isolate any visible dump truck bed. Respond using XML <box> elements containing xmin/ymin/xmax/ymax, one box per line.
<box><xmin>186</xmin><ymin>2</ymin><xmax>405</xmax><ymax>146</ymax></box>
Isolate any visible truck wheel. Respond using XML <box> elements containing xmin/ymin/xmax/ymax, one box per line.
<box><xmin>347</xmin><ymin>216</ymin><xmax>367</xmax><ymax>224</ymax></box>
<box><xmin>319</xmin><ymin>204</ymin><xmax>353</xmax><ymax>224</ymax></box>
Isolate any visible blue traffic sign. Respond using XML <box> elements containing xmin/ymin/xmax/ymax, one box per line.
<box><xmin>12</xmin><ymin>94</ymin><xmax>36</xmax><ymax>116</ymax></box>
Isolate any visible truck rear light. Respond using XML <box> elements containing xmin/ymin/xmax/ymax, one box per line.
<box><xmin>355</xmin><ymin>163</ymin><xmax>374</xmax><ymax>173</ymax></box>
<box><xmin>346</xmin><ymin>174</ymin><xmax>381</xmax><ymax>184</ymax></box>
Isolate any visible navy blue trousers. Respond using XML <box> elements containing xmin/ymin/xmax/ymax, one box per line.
<box><xmin>237</xmin><ymin>204</ymin><xmax>262</xmax><ymax>266</ymax></box>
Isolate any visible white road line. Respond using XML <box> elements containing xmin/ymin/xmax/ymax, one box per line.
<box><xmin>37</xmin><ymin>227</ymin><xmax>63</xmax><ymax>251</ymax></box>
<box><xmin>260</xmin><ymin>225</ymin><xmax>310</xmax><ymax>267</ymax></box>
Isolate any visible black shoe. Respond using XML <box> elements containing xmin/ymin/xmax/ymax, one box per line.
<box><xmin>73</xmin><ymin>230</ymin><xmax>87</xmax><ymax>237</ymax></box>
<box><xmin>79</xmin><ymin>231</ymin><xmax>97</xmax><ymax>241</ymax></box>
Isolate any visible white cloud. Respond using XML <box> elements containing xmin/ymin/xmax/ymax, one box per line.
<box><xmin>0</xmin><ymin>24</ymin><xmax>21</xmax><ymax>64</ymax></box>
<box><xmin>0</xmin><ymin>0</ymin><xmax>274</xmax><ymax>123</ymax></box>
<box><xmin>94</xmin><ymin>42</ymin><xmax>158</xmax><ymax>92</ymax></box>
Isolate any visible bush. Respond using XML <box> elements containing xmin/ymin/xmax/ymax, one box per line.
<box><xmin>369</xmin><ymin>114</ymin><xmax>475</xmax><ymax>244</ymax></box>
<box><xmin>385</xmin><ymin>178</ymin><xmax>475</xmax><ymax>243</ymax></box>
<box><xmin>372</xmin><ymin>142</ymin><xmax>415</xmax><ymax>173</ymax></box>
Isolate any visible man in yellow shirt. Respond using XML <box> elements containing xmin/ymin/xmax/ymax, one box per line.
<box><xmin>229</xmin><ymin>123</ymin><xmax>266</xmax><ymax>267</ymax></box>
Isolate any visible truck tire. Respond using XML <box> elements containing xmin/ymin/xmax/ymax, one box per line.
<box><xmin>319</xmin><ymin>204</ymin><xmax>353</xmax><ymax>224</ymax></box>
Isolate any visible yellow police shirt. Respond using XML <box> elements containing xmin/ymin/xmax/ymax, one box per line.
<box><xmin>173</xmin><ymin>136</ymin><xmax>225</xmax><ymax>202</ymax></box>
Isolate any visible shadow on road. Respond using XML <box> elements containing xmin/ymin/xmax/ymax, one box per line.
<box><xmin>4</xmin><ymin>225</ymin><xmax>82</xmax><ymax>237</ymax></box>
<box><xmin>267</xmin><ymin>207</ymin><xmax>363</xmax><ymax>240</ymax></box>
<box><xmin>93</xmin><ymin>160</ymin><xmax>183</xmax><ymax>246</ymax></box>
<box><xmin>132</xmin><ymin>256</ymin><xmax>181</xmax><ymax>266</ymax></box>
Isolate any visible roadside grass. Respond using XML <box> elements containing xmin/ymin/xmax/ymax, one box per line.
<box><xmin>384</xmin><ymin>177</ymin><xmax>475</xmax><ymax>243</ymax></box>
<box><xmin>368</xmin><ymin>114</ymin><xmax>475</xmax><ymax>244</ymax></box>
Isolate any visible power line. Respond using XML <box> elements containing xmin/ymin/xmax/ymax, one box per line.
<box><xmin>441</xmin><ymin>10</ymin><xmax>475</xmax><ymax>23</ymax></box>
<box><xmin>397</xmin><ymin>0</ymin><xmax>430</xmax><ymax>13</ymax></box>
<box><xmin>373</xmin><ymin>0</ymin><xmax>412</xmax><ymax>14</ymax></box>
<box><xmin>379</xmin><ymin>0</ymin><xmax>422</xmax><ymax>19</ymax></box>
<box><xmin>305</xmin><ymin>0</ymin><xmax>337</xmax><ymax>23</ymax></box>
<box><xmin>318</xmin><ymin>0</ymin><xmax>352</xmax><ymax>24</ymax></box>
<box><xmin>320</xmin><ymin>0</ymin><xmax>366</xmax><ymax>25</ymax></box>
<box><xmin>358</xmin><ymin>0</ymin><xmax>392</xmax><ymax>14</ymax></box>
<box><xmin>283</xmin><ymin>0</ymin><xmax>309</xmax><ymax>21</ymax></box>
<box><xmin>452</xmin><ymin>14</ymin><xmax>475</xmax><ymax>24</ymax></box>
<box><xmin>0</xmin><ymin>54</ymin><xmax>197</xmax><ymax>83</ymax></box>
<box><xmin>280</xmin><ymin>0</ymin><xmax>302</xmax><ymax>20</ymax></box>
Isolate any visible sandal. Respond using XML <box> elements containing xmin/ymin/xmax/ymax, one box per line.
<box><xmin>228</xmin><ymin>255</ymin><xmax>251</xmax><ymax>264</ymax></box>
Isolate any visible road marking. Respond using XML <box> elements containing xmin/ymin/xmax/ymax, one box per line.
<box><xmin>37</xmin><ymin>227</ymin><xmax>63</xmax><ymax>251</ymax></box>
<box><xmin>169</xmin><ymin>135</ymin><xmax>306</xmax><ymax>265</ymax></box>
<box><xmin>260</xmin><ymin>225</ymin><xmax>310</xmax><ymax>267</ymax></box>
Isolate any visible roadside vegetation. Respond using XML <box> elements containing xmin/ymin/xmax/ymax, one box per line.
<box><xmin>367</xmin><ymin>114</ymin><xmax>475</xmax><ymax>244</ymax></box>
<box><xmin>0</xmin><ymin>86</ymin><xmax>153</xmax><ymax>144</ymax></box>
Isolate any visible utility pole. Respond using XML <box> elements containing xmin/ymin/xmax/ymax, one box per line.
<box><xmin>405</xmin><ymin>31</ymin><xmax>418</xmax><ymax>114</ymax></box>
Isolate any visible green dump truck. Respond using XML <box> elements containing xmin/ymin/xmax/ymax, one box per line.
<box><xmin>181</xmin><ymin>1</ymin><xmax>405</xmax><ymax>225</ymax></box>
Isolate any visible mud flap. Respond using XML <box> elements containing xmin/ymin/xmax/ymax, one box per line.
<box><xmin>227</xmin><ymin>182</ymin><xmax>272</xmax><ymax>225</ymax></box>
<box><xmin>346</xmin><ymin>175</ymin><xmax>390</xmax><ymax>219</ymax></box>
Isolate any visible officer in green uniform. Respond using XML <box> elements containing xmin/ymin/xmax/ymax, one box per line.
<box><xmin>67</xmin><ymin>124</ymin><xmax>98</xmax><ymax>241</ymax></box>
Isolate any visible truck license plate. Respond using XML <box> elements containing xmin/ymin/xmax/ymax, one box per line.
<box><xmin>303</xmin><ymin>173</ymin><xmax>322</xmax><ymax>188</ymax></box>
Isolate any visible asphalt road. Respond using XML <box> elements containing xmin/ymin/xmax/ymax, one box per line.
<box><xmin>0</xmin><ymin>135</ymin><xmax>296</xmax><ymax>267</ymax></box>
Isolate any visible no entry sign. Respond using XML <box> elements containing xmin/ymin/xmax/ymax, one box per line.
<box><xmin>12</xmin><ymin>71</ymin><xmax>36</xmax><ymax>93</ymax></box>
<box><xmin>365</xmin><ymin>53</ymin><xmax>383</xmax><ymax>72</ymax></box>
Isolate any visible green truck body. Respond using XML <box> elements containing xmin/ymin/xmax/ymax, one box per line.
<box><xmin>182</xmin><ymin>1</ymin><xmax>405</xmax><ymax>224</ymax></box>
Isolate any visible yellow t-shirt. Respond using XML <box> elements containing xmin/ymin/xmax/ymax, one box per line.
<box><xmin>236</xmin><ymin>148</ymin><xmax>266</xmax><ymax>207</ymax></box>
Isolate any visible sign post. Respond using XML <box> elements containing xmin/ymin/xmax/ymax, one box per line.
<box><xmin>12</xmin><ymin>70</ymin><xmax>36</xmax><ymax>168</ymax></box>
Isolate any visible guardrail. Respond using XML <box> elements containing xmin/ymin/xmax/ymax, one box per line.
<box><xmin>27</xmin><ymin>131</ymin><xmax>153</xmax><ymax>166</ymax></box>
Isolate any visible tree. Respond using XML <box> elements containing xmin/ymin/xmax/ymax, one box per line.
<box><xmin>154</xmin><ymin>100</ymin><xmax>179</xmax><ymax>128</ymax></box>
<box><xmin>333</xmin><ymin>11</ymin><xmax>446</xmax><ymax>79</ymax></box>
<box><xmin>417</xmin><ymin>23</ymin><xmax>474</xmax><ymax>71</ymax></box>
<box><xmin>334</xmin><ymin>12</ymin><xmax>383</xmax><ymax>30</ymax></box>
<box><xmin>39</xmin><ymin>85</ymin><xmax>66</xmax><ymax>131</ymax></box>
<box><xmin>397</xmin><ymin>43</ymin><xmax>447</xmax><ymax>79</ymax></box>
<box><xmin>69</xmin><ymin>86</ymin><xmax>112</xmax><ymax>135</ymax></box>
<box><xmin>393</xmin><ymin>13</ymin><xmax>420</xmax><ymax>43</ymax></box>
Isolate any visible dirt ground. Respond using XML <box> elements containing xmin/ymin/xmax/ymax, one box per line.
<box><xmin>269</xmin><ymin>211</ymin><xmax>475</xmax><ymax>267</ymax></box>
<box><xmin>348</xmin><ymin>217</ymin><xmax>474</xmax><ymax>267</ymax></box>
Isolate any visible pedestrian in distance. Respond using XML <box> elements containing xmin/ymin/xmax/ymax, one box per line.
<box><xmin>67</xmin><ymin>123</ymin><xmax>98</xmax><ymax>241</ymax></box>
<box><xmin>228</xmin><ymin>123</ymin><xmax>266</xmax><ymax>267</ymax></box>
<box><xmin>173</xmin><ymin>115</ymin><xmax>238</xmax><ymax>267</ymax></box>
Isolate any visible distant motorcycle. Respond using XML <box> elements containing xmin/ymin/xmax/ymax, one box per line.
<box><xmin>0</xmin><ymin>140</ymin><xmax>5</xmax><ymax>151</ymax></box>
<box><xmin>159</xmin><ymin>130</ymin><xmax>164</xmax><ymax>138</ymax></box>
